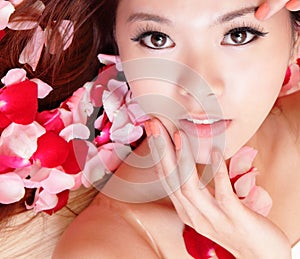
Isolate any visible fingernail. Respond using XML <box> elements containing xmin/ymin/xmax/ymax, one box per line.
<box><xmin>150</xmin><ymin>119</ymin><xmax>160</xmax><ymax>137</ymax></box>
<box><xmin>255</xmin><ymin>2</ymin><xmax>270</xmax><ymax>20</ymax></box>
<box><xmin>174</xmin><ymin>131</ymin><xmax>182</xmax><ymax>151</ymax></box>
<box><xmin>144</xmin><ymin>121</ymin><xmax>152</xmax><ymax>137</ymax></box>
<box><xmin>286</xmin><ymin>1</ymin><xmax>300</xmax><ymax>11</ymax></box>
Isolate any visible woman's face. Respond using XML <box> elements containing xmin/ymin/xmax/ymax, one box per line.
<box><xmin>115</xmin><ymin>0</ymin><xmax>295</xmax><ymax>163</ymax></box>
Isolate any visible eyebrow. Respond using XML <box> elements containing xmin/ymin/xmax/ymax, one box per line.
<box><xmin>215</xmin><ymin>6</ymin><xmax>257</xmax><ymax>25</ymax></box>
<box><xmin>127</xmin><ymin>13</ymin><xmax>172</xmax><ymax>25</ymax></box>
<box><xmin>127</xmin><ymin>6</ymin><xmax>257</xmax><ymax>26</ymax></box>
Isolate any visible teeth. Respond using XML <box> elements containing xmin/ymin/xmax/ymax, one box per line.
<box><xmin>187</xmin><ymin>118</ymin><xmax>221</xmax><ymax>125</ymax></box>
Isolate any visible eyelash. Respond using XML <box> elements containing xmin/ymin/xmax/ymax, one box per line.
<box><xmin>131</xmin><ymin>23</ymin><xmax>268</xmax><ymax>50</ymax></box>
<box><xmin>222</xmin><ymin>23</ymin><xmax>268</xmax><ymax>46</ymax></box>
<box><xmin>131</xmin><ymin>24</ymin><xmax>175</xmax><ymax>50</ymax></box>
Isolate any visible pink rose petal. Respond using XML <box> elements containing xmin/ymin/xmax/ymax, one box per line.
<box><xmin>58</xmin><ymin>20</ymin><xmax>74</xmax><ymax>51</ymax></box>
<box><xmin>0</xmin><ymin>122</ymin><xmax>45</xmax><ymax>158</ymax></box>
<box><xmin>41</xmin><ymin>169</ymin><xmax>75</xmax><ymax>194</ymax></box>
<box><xmin>111</xmin><ymin>123</ymin><xmax>143</xmax><ymax>144</ymax></box>
<box><xmin>229</xmin><ymin>146</ymin><xmax>257</xmax><ymax>178</ymax></box>
<box><xmin>0</xmin><ymin>173</ymin><xmax>25</xmax><ymax>204</ymax></box>
<box><xmin>19</xmin><ymin>26</ymin><xmax>45</xmax><ymax>71</ymax></box>
<box><xmin>7</xmin><ymin>20</ymin><xmax>38</xmax><ymax>30</ymax></box>
<box><xmin>0</xmin><ymin>1</ymin><xmax>15</xmax><ymax>30</ymax></box>
<box><xmin>242</xmin><ymin>186</ymin><xmax>273</xmax><ymax>216</ymax></box>
<box><xmin>29</xmin><ymin>189</ymin><xmax>58</xmax><ymax>213</ymax></box>
<box><xmin>31</xmin><ymin>78</ymin><xmax>53</xmax><ymax>98</ymax></box>
<box><xmin>233</xmin><ymin>170</ymin><xmax>257</xmax><ymax>198</ymax></box>
<box><xmin>59</xmin><ymin>123</ymin><xmax>90</xmax><ymax>142</ymax></box>
<box><xmin>0</xmin><ymin>155</ymin><xmax>30</xmax><ymax>173</ymax></box>
<box><xmin>1</xmin><ymin>68</ymin><xmax>26</xmax><ymax>86</ymax></box>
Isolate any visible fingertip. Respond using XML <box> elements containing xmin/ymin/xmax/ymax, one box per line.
<box><xmin>285</xmin><ymin>0</ymin><xmax>300</xmax><ymax>11</ymax></box>
<box><xmin>174</xmin><ymin>131</ymin><xmax>182</xmax><ymax>151</ymax></box>
<box><xmin>211</xmin><ymin>148</ymin><xmax>224</xmax><ymax>172</ymax></box>
<box><xmin>255</xmin><ymin>2</ymin><xmax>271</xmax><ymax>20</ymax></box>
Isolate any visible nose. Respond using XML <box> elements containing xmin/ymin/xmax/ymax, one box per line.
<box><xmin>178</xmin><ymin>48</ymin><xmax>225</xmax><ymax>97</ymax></box>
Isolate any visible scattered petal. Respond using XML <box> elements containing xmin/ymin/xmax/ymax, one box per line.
<box><xmin>233</xmin><ymin>170</ymin><xmax>257</xmax><ymax>198</ymax></box>
<box><xmin>31</xmin><ymin>78</ymin><xmax>53</xmax><ymax>98</ymax></box>
<box><xmin>229</xmin><ymin>146</ymin><xmax>257</xmax><ymax>178</ymax></box>
<box><xmin>1</xmin><ymin>68</ymin><xmax>26</xmax><ymax>86</ymax></box>
<box><xmin>41</xmin><ymin>169</ymin><xmax>75</xmax><ymax>194</ymax></box>
<box><xmin>0</xmin><ymin>80</ymin><xmax>38</xmax><ymax>124</ymax></box>
<box><xmin>0</xmin><ymin>172</ymin><xmax>25</xmax><ymax>204</ymax></box>
<box><xmin>19</xmin><ymin>26</ymin><xmax>45</xmax><ymax>71</ymax></box>
<box><xmin>32</xmin><ymin>132</ymin><xmax>69</xmax><ymax>168</ymax></box>
<box><xmin>0</xmin><ymin>1</ymin><xmax>15</xmax><ymax>30</ymax></box>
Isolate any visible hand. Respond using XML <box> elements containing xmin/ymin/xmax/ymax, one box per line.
<box><xmin>145</xmin><ymin>118</ymin><xmax>292</xmax><ymax>258</ymax></box>
<box><xmin>255</xmin><ymin>0</ymin><xmax>300</xmax><ymax>20</ymax></box>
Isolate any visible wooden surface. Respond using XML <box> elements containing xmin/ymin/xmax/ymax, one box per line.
<box><xmin>0</xmin><ymin>187</ymin><xmax>98</xmax><ymax>259</ymax></box>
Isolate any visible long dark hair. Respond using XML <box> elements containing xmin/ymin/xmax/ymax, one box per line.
<box><xmin>0</xmin><ymin>0</ymin><xmax>118</xmax><ymax>225</ymax></box>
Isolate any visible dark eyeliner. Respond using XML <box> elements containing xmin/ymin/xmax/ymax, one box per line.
<box><xmin>225</xmin><ymin>26</ymin><xmax>268</xmax><ymax>38</ymax></box>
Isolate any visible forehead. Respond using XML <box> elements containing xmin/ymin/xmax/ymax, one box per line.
<box><xmin>116</xmin><ymin>0</ymin><xmax>263</xmax><ymax>24</ymax></box>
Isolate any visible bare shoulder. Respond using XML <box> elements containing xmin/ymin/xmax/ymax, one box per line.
<box><xmin>52</xmin><ymin>193</ymin><xmax>160</xmax><ymax>259</ymax></box>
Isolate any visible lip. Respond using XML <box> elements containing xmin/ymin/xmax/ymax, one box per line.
<box><xmin>179</xmin><ymin>117</ymin><xmax>231</xmax><ymax>138</ymax></box>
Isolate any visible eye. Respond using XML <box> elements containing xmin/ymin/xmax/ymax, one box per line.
<box><xmin>132</xmin><ymin>31</ymin><xmax>175</xmax><ymax>50</ymax></box>
<box><xmin>221</xmin><ymin>27</ymin><xmax>268</xmax><ymax>46</ymax></box>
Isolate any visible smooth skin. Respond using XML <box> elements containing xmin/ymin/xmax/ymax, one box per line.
<box><xmin>54</xmin><ymin>1</ymin><xmax>300</xmax><ymax>258</ymax></box>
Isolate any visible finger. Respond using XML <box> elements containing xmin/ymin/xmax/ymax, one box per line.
<box><xmin>286</xmin><ymin>0</ymin><xmax>300</xmax><ymax>11</ymax></box>
<box><xmin>165</xmin><ymin>131</ymin><xmax>231</xmax><ymax>237</ymax></box>
<box><xmin>255</xmin><ymin>1</ymin><xmax>287</xmax><ymax>20</ymax></box>
<box><xmin>145</xmin><ymin>120</ymin><xmax>193</xmax><ymax>225</ymax></box>
<box><xmin>211</xmin><ymin>149</ymin><xmax>240</xmax><ymax>212</ymax></box>
<box><xmin>173</xmin><ymin>131</ymin><xmax>225</xmax><ymax>228</ymax></box>
<box><xmin>147</xmin><ymin>119</ymin><xmax>182</xmax><ymax>194</ymax></box>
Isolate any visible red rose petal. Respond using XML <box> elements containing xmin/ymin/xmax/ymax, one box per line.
<box><xmin>36</xmin><ymin>110</ymin><xmax>64</xmax><ymax>134</ymax></box>
<box><xmin>0</xmin><ymin>80</ymin><xmax>38</xmax><ymax>124</ymax></box>
<box><xmin>32</xmin><ymin>132</ymin><xmax>69</xmax><ymax>168</ymax></box>
<box><xmin>183</xmin><ymin>225</ymin><xmax>235</xmax><ymax>259</ymax></box>
<box><xmin>0</xmin><ymin>155</ymin><xmax>30</xmax><ymax>174</ymax></box>
<box><xmin>0</xmin><ymin>30</ymin><xmax>5</xmax><ymax>41</ymax></box>
<box><xmin>0</xmin><ymin>111</ymin><xmax>11</xmax><ymax>131</ymax></box>
<box><xmin>62</xmin><ymin>140</ymin><xmax>89</xmax><ymax>174</ymax></box>
<box><xmin>282</xmin><ymin>66</ymin><xmax>291</xmax><ymax>86</ymax></box>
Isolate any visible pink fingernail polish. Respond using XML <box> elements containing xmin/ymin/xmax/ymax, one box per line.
<box><xmin>255</xmin><ymin>2</ymin><xmax>270</xmax><ymax>20</ymax></box>
<box><xmin>174</xmin><ymin>132</ymin><xmax>182</xmax><ymax>151</ymax></box>
<box><xmin>150</xmin><ymin>120</ymin><xmax>160</xmax><ymax>137</ymax></box>
<box><xmin>144</xmin><ymin>121</ymin><xmax>152</xmax><ymax>137</ymax></box>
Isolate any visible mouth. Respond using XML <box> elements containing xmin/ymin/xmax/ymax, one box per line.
<box><xmin>179</xmin><ymin>116</ymin><xmax>231</xmax><ymax>138</ymax></box>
